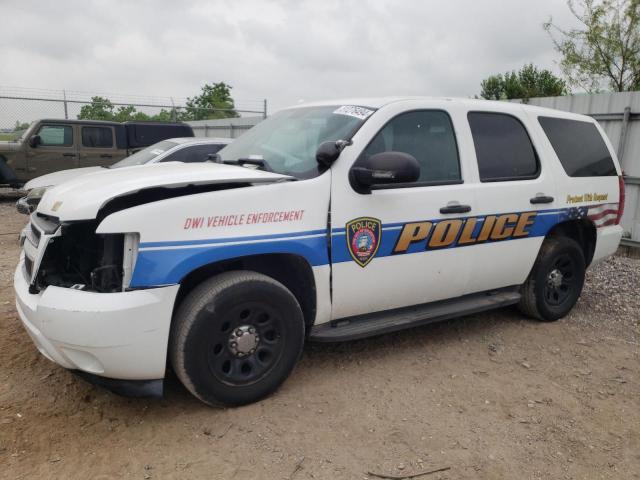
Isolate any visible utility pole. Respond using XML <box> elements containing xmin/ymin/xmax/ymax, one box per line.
<box><xmin>63</xmin><ymin>90</ymin><xmax>68</xmax><ymax>119</ymax></box>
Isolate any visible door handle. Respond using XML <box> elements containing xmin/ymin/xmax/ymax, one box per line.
<box><xmin>440</xmin><ymin>204</ymin><xmax>472</xmax><ymax>214</ymax></box>
<box><xmin>530</xmin><ymin>195</ymin><xmax>554</xmax><ymax>204</ymax></box>
<box><xmin>27</xmin><ymin>167</ymin><xmax>37</xmax><ymax>172</ymax></box>
<box><xmin>62</xmin><ymin>153</ymin><xmax>77</xmax><ymax>157</ymax></box>
<box><xmin>100</xmin><ymin>154</ymin><xmax>113</xmax><ymax>158</ymax></box>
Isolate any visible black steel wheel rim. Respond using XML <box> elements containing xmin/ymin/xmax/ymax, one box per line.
<box><xmin>543</xmin><ymin>253</ymin><xmax>577</xmax><ymax>306</ymax></box>
<box><xmin>206</xmin><ymin>301</ymin><xmax>285</xmax><ymax>386</ymax></box>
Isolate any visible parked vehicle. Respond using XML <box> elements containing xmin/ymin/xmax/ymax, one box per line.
<box><xmin>14</xmin><ymin>98</ymin><xmax>623</xmax><ymax>406</ymax></box>
<box><xmin>16</xmin><ymin>137</ymin><xmax>232</xmax><ymax>214</ymax></box>
<box><xmin>0</xmin><ymin>119</ymin><xmax>194</xmax><ymax>187</ymax></box>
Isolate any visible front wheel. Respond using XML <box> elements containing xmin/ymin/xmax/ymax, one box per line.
<box><xmin>170</xmin><ymin>271</ymin><xmax>305</xmax><ymax>406</ymax></box>
<box><xmin>518</xmin><ymin>236</ymin><xmax>586</xmax><ymax>322</ymax></box>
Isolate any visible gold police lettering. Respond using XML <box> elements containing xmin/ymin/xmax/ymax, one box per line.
<box><xmin>393</xmin><ymin>212</ymin><xmax>538</xmax><ymax>253</ymax></box>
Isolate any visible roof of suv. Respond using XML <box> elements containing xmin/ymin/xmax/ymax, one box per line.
<box><xmin>39</xmin><ymin>118</ymin><xmax>122</xmax><ymax>126</ymax></box>
<box><xmin>38</xmin><ymin>119</ymin><xmax>193</xmax><ymax>127</ymax></box>
<box><xmin>293</xmin><ymin>97</ymin><xmax>594</xmax><ymax>122</ymax></box>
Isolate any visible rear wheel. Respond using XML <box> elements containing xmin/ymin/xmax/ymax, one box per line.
<box><xmin>170</xmin><ymin>271</ymin><xmax>305</xmax><ymax>406</ymax></box>
<box><xmin>519</xmin><ymin>236</ymin><xmax>586</xmax><ymax>322</ymax></box>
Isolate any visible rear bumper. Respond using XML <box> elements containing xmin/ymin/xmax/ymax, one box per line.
<box><xmin>592</xmin><ymin>224</ymin><xmax>624</xmax><ymax>265</ymax></box>
<box><xmin>14</xmin><ymin>259</ymin><xmax>180</xmax><ymax>381</ymax></box>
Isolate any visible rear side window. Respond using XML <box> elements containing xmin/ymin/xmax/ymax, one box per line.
<box><xmin>538</xmin><ymin>117</ymin><xmax>616</xmax><ymax>177</ymax></box>
<box><xmin>359</xmin><ymin>110</ymin><xmax>461</xmax><ymax>184</ymax></box>
<box><xmin>468</xmin><ymin>112</ymin><xmax>539</xmax><ymax>181</ymax></box>
<box><xmin>82</xmin><ymin>127</ymin><xmax>113</xmax><ymax>148</ymax></box>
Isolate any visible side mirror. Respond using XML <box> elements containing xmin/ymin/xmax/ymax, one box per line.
<box><xmin>207</xmin><ymin>153</ymin><xmax>221</xmax><ymax>162</ymax></box>
<box><xmin>316</xmin><ymin>141</ymin><xmax>342</xmax><ymax>167</ymax></box>
<box><xmin>351</xmin><ymin>151</ymin><xmax>420</xmax><ymax>193</ymax></box>
<box><xmin>29</xmin><ymin>135</ymin><xmax>41</xmax><ymax>148</ymax></box>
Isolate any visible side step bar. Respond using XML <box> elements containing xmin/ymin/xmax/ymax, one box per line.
<box><xmin>309</xmin><ymin>288</ymin><xmax>521</xmax><ymax>342</ymax></box>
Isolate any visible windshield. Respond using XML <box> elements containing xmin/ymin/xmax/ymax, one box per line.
<box><xmin>218</xmin><ymin>105</ymin><xmax>374</xmax><ymax>179</ymax></box>
<box><xmin>111</xmin><ymin>140</ymin><xmax>178</xmax><ymax>168</ymax></box>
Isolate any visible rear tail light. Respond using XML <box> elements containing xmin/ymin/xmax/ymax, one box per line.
<box><xmin>616</xmin><ymin>174</ymin><xmax>625</xmax><ymax>225</ymax></box>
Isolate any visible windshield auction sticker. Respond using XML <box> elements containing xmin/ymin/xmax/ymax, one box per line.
<box><xmin>333</xmin><ymin>105</ymin><xmax>375</xmax><ymax>120</ymax></box>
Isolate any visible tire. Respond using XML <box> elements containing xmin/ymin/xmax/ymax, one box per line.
<box><xmin>0</xmin><ymin>156</ymin><xmax>18</xmax><ymax>185</ymax></box>
<box><xmin>170</xmin><ymin>271</ymin><xmax>305</xmax><ymax>406</ymax></box>
<box><xmin>518</xmin><ymin>236</ymin><xmax>586</xmax><ymax>322</ymax></box>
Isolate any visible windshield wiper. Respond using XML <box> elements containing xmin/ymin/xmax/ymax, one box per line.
<box><xmin>223</xmin><ymin>156</ymin><xmax>273</xmax><ymax>172</ymax></box>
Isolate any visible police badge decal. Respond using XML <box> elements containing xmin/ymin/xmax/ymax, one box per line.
<box><xmin>346</xmin><ymin>217</ymin><xmax>382</xmax><ymax>267</ymax></box>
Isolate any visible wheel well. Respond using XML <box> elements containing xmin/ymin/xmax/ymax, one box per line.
<box><xmin>174</xmin><ymin>253</ymin><xmax>317</xmax><ymax>328</ymax></box>
<box><xmin>546</xmin><ymin>219</ymin><xmax>597</xmax><ymax>266</ymax></box>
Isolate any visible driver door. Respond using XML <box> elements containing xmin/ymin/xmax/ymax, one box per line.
<box><xmin>26</xmin><ymin>123</ymin><xmax>78</xmax><ymax>177</ymax></box>
<box><xmin>330</xmin><ymin>103</ymin><xmax>476</xmax><ymax>320</ymax></box>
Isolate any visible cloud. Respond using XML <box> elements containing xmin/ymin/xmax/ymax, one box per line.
<box><xmin>0</xmin><ymin>0</ymin><xmax>577</xmax><ymax>117</ymax></box>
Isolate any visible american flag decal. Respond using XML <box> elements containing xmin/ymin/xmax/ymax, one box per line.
<box><xmin>561</xmin><ymin>203</ymin><xmax>619</xmax><ymax>228</ymax></box>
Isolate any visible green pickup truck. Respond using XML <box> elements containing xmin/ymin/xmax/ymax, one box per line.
<box><xmin>0</xmin><ymin>118</ymin><xmax>194</xmax><ymax>187</ymax></box>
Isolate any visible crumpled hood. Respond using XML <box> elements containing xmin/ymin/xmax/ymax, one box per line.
<box><xmin>37</xmin><ymin>162</ymin><xmax>292</xmax><ymax>221</ymax></box>
<box><xmin>0</xmin><ymin>141</ymin><xmax>21</xmax><ymax>152</ymax></box>
<box><xmin>24</xmin><ymin>166</ymin><xmax>104</xmax><ymax>190</ymax></box>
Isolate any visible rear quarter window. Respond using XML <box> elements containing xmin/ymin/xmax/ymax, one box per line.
<box><xmin>538</xmin><ymin>117</ymin><xmax>616</xmax><ymax>177</ymax></box>
<box><xmin>82</xmin><ymin>126</ymin><xmax>113</xmax><ymax>148</ymax></box>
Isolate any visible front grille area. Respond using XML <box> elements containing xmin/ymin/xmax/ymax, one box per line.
<box><xmin>24</xmin><ymin>256</ymin><xmax>33</xmax><ymax>278</ymax></box>
<box><xmin>22</xmin><ymin>216</ymin><xmax>57</xmax><ymax>288</ymax></box>
<box><xmin>28</xmin><ymin>222</ymin><xmax>40</xmax><ymax>247</ymax></box>
<box><xmin>30</xmin><ymin>222</ymin><xmax>41</xmax><ymax>243</ymax></box>
<box><xmin>31</xmin><ymin>213</ymin><xmax>60</xmax><ymax>235</ymax></box>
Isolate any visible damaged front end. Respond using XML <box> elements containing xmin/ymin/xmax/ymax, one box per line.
<box><xmin>24</xmin><ymin>212</ymin><xmax>138</xmax><ymax>295</ymax></box>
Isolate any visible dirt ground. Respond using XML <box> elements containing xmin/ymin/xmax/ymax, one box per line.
<box><xmin>0</xmin><ymin>196</ymin><xmax>638</xmax><ymax>480</ymax></box>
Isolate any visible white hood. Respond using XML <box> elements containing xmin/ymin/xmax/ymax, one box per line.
<box><xmin>23</xmin><ymin>166</ymin><xmax>104</xmax><ymax>190</ymax></box>
<box><xmin>37</xmin><ymin>162</ymin><xmax>292</xmax><ymax>221</ymax></box>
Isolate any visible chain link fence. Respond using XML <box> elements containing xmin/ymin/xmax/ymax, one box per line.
<box><xmin>0</xmin><ymin>86</ymin><xmax>267</xmax><ymax>140</ymax></box>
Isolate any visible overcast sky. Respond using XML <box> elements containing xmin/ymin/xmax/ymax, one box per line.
<box><xmin>0</xmin><ymin>0</ymin><xmax>578</xmax><ymax>115</ymax></box>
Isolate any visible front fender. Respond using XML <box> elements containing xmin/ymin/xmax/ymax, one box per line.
<box><xmin>130</xmin><ymin>231</ymin><xmax>328</xmax><ymax>287</ymax></box>
<box><xmin>94</xmin><ymin>173</ymin><xmax>333</xmax><ymax>288</ymax></box>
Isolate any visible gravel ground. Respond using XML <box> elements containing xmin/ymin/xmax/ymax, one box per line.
<box><xmin>578</xmin><ymin>255</ymin><xmax>640</xmax><ymax>339</ymax></box>
<box><xmin>0</xmin><ymin>199</ymin><xmax>638</xmax><ymax>479</ymax></box>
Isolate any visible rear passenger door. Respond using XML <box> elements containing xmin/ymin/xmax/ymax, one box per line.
<box><xmin>462</xmin><ymin>108</ymin><xmax>558</xmax><ymax>293</ymax></box>
<box><xmin>78</xmin><ymin>126</ymin><xmax>121</xmax><ymax>167</ymax></box>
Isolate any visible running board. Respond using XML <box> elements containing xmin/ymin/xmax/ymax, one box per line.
<box><xmin>309</xmin><ymin>288</ymin><xmax>521</xmax><ymax>342</ymax></box>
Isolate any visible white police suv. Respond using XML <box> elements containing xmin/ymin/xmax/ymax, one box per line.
<box><xmin>14</xmin><ymin>98</ymin><xmax>624</xmax><ymax>406</ymax></box>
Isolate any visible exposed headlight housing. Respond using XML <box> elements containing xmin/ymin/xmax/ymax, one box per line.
<box><xmin>122</xmin><ymin>233</ymin><xmax>140</xmax><ymax>290</ymax></box>
<box><xmin>27</xmin><ymin>186</ymin><xmax>49</xmax><ymax>200</ymax></box>
<box><xmin>16</xmin><ymin>186</ymin><xmax>50</xmax><ymax>214</ymax></box>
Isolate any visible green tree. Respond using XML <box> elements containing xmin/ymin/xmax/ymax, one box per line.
<box><xmin>545</xmin><ymin>0</ymin><xmax>640</xmax><ymax>92</ymax></box>
<box><xmin>183</xmin><ymin>82</ymin><xmax>237</xmax><ymax>120</ymax></box>
<box><xmin>14</xmin><ymin>120</ymin><xmax>30</xmax><ymax>131</ymax></box>
<box><xmin>112</xmin><ymin>105</ymin><xmax>154</xmax><ymax>122</ymax></box>
<box><xmin>78</xmin><ymin>98</ymin><xmax>170</xmax><ymax>122</ymax></box>
<box><xmin>77</xmin><ymin>96</ymin><xmax>116</xmax><ymax>120</ymax></box>
<box><xmin>480</xmin><ymin>64</ymin><xmax>568</xmax><ymax>101</ymax></box>
<box><xmin>150</xmin><ymin>109</ymin><xmax>177</xmax><ymax>122</ymax></box>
